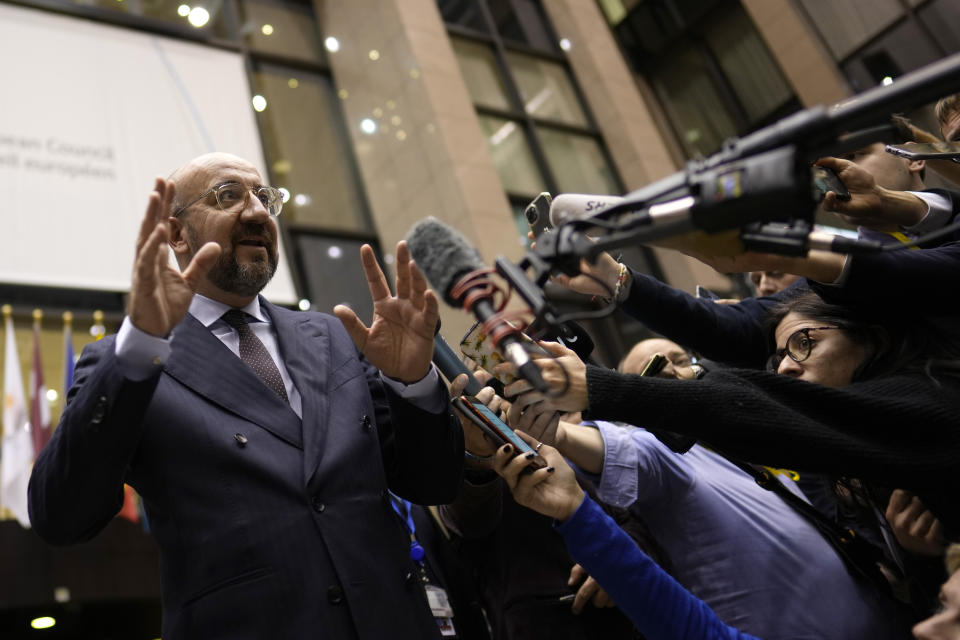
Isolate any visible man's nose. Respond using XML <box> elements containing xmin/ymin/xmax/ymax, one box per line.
<box><xmin>240</xmin><ymin>192</ymin><xmax>270</xmax><ymax>222</ymax></box>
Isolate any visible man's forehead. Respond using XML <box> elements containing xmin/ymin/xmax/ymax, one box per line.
<box><xmin>174</xmin><ymin>153</ymin><xmax>262</xmax><ymax>188</ymax></box>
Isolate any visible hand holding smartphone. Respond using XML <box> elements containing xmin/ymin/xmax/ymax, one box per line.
<box><xmin>453</xmin><ymin>395</ymin><xmax>546</xmax><ymax>468</ymax></box>
<box><xmin>812</xmin><ymin>165</ymin><xmax>851</xmax><ymax>202</ymax></box>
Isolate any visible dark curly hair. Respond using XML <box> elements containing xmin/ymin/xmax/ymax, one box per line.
<box><xmin>766</xmin><ymin>289</ymin><xmax>959</xmax><ymax>382</ymax></box>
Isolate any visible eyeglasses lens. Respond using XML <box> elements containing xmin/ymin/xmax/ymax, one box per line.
<box><xmin>214</xmin><ymin>184</ymin><xmax>282</xmax><ymax>217</ymax></box>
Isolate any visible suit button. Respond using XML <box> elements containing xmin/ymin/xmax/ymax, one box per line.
<box><xmin>361</xmin><ymin>414</ymin><xmax>372</xmax><ymax>429</ymax></box>
<box><xmin>311</xmin><ymin>497</ymin><xmax>325</xmax><ymax>513</ymax></box>
<box><xmin>91</xmin><ymin>396</ymin><xmax>108</xmax><ymax>424</ymax></box>
<box><xmin>234</xmin><ymin>433</ymin><xmax>248</xmax><ymax>447</ymax></box>
<box><xmin>327</xmin><ymin>585</ymin><xmax>344</xmax><ymax>604</ymax></box>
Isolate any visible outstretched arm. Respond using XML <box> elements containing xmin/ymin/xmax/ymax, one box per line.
<box><xmin>492</xmin><ymin>438</ymin><xmax>759</xmax><ymax>640</ymax></box>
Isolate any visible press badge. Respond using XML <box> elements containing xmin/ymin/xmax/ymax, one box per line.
<box><xmin>425</xmin><ymin>585</ymin><xmax>456</xmax><ymax>636</ymax></box>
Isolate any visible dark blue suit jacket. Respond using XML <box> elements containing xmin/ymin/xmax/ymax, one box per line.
<box><xmin>28</xmin><ymin>299</ymin><xmax>464</xmax><ymax>639</ymax></box>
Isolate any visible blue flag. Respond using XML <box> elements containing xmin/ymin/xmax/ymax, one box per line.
<box><xmin>63</xmin><ymin>315</ymin><xmax>75</xmax><ymax>392</ymax></box>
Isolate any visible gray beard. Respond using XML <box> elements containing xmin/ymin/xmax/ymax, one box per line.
<box><xmin>206</xmin><ymin>248</ymin><xmax>277</xmax><ymax>296</ymax></box>
<box><xmin>185</xmin><ymin>225</ymin><xmax>278</xmax><ymax>296</ymax></box>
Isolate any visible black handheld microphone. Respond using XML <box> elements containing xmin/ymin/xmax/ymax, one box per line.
<box><xmin>407</xmin><ymin>218</ymin><xmax>550</xmax><ymax>393</ymax></box>
<box><xmin>433</xmin><ymin>333</ymin><xmax>485</xmax><ymax>396</ymax></box>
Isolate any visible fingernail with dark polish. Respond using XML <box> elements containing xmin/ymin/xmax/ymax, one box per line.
<box><xmin>502</xmin><ymin>444</ymin><xmax>512</xmax><ymax>454</ymax></box>
<box><xmin>524</xmin><ymin>452</ymin><xmax>535</xmax><ymax>460</ymax></box>
<box><xmin>546</xmin><ymin>466</ymin><xmax>555</xmax><ymax>473</ymax></box>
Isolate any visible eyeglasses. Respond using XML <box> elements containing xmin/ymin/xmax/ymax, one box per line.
<box><xmin>173</xmin><ymin>182</ymin><xmax>283</xmax><ymax>218</ymax></box>
<box><xmin>767</xmin><ymin>326</ymin><xmax>841</xmax><ymax>372</ymax></box>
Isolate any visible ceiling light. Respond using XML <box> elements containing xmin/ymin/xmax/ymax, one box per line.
<box><xmin>187</xmin><ymin>6</ymin><xmax>209</xmax><ymax>27</ymax></box>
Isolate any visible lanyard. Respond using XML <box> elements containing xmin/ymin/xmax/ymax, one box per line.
<box><xmin>389</xmin><ymin>493</ymin><xmax>427</xmax><ymax>567</ymax></box>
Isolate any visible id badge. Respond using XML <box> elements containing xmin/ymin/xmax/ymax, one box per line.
<box><xmin>425</xmin><ymin>584</ymin><xmax>454</xmax><ymax>617</ymax></box>
<box><xmin>425</xmin><ymin>585</ymin><xmax>456</xmax><ymax>637</ymax></box>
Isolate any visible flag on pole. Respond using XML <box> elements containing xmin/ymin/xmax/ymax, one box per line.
<box><xmin>2</xmin><ymin>306</ymin><xmax>33</xmax><ymax>527</ymax></box>
<box><xmin>63</xmin><ymin>311</ymin><xmax>75</xmax><ymax>393</ymax></box>
<box><xmin>30</xmin><ymin>310</ymin><xmax>51</xmax><ymax>458</ymax></box>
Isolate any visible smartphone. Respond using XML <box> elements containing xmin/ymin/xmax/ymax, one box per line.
<box><xmin>811</xmin><ymin>166</ymin><xmax>851</xmax><ymax>202</ymax></box>
<box><xmin>639</xmin><ymin>353</ymin><xmax>696</xmax><ymax>453</ymax></box>
<box><xmin>885</xmin><ymin>142</ymin><xmax>960</xmax><ymax>161</ymax></box>
<box><xmin>459</xmin><ymin>320</ymin><xmax>545</xmax><ymax>387</ymax></box>
<box><xmin>524</xmin><ymin>192</ymin><xmax>553</xmax><ymax>238</ymax></box>
<box><xmin>452</xmin><ymin>396</ymin><xmax>546</xmax><ymax>468</ymax></box>
<box><xmin>640</xmin><ymin>353</ymin><xmax>667</xmax><ymax>377</ymax></box>
<box><xmin>695</xmin><ymin>285</ymin><xmax>719</xmax><ymax>301</ymax></box>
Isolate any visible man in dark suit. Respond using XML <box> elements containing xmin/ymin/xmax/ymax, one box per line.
<box><xmin>28</xmin><ymin>152</ymin><xmax>464</xmax><ymax>639</ymax></box>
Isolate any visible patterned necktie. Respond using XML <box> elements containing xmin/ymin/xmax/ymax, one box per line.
<box><xmin>221</xmin><ymin>309</ymin><xmax>289</xmax><ymax>402</ymax></box>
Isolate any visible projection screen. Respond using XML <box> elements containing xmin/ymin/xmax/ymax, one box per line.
<box><xmin>0</xmin><ymin>3</ymin><xmax>297</xmax><ymax>304</ymax></box>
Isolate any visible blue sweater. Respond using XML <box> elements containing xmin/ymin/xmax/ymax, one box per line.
<box><xmin>555</xmin><ymin>495</ymin><xmax>759</xmax><ymax>640</ymax></box>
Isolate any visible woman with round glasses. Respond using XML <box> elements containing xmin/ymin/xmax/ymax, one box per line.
<box><xmin>501</xmin><ymin>290</ymin><xmax>960</xmax><ymax>534</ymax></box>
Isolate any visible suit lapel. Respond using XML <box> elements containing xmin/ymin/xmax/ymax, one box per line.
<box><xmin>164</xmin><ymin>313</ymin><xmax>303</xmax><ymax>449</ymax></box>
<box><xmin>261</xmin><ymin>300</ymin><xmax>331</xmax><ymax>484</ymax></box>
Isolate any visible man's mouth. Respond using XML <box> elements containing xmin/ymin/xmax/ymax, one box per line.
<box><xmin>237</xmin><ymin>237</ymin><xmax>269</xmax><ymax>249</ymax></box>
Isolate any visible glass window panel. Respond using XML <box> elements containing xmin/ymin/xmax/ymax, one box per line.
<box><xmin>239</xmin><ymin>0</ymin><xmax>324</xmax><ymax>64</ymax></box>
<box><xmin>251</xmin><ymin>65</ymin><xmax>370</xmax><ymax>232</ymax></box>
<box><xmin>651</xmin><ymin>46</ymin><xmax>738</xmax><ymax>157</ymax></box>
<box><xmin>511</xmin><ymin>200</ymin><xmax>535</xmax><ymax>248</ymax></box>
<box><xmin>842</xmin><ymin>19</ymin><xmax>942</xmax><ymax>92</ymax></box>
<box><xmin>505</xmin><ymin>52</ymin><xmax>588</xmax><ymax>126</ymax></box>
<box><xmin>618</xmin><ymin>0</ymin><xmax>679</xmax><ymax>56</ymax></box>
<box><xmin>919</xmin><ymin>0</ymin><xmax>960</xmax><ymax>54</ymax></box>
<box><xmin>705</xmin><ymin>6</ymin><xmax>793</xmax><ymax>122</ymax></box>
<box><xmin>536</xmin><ymin>127</ymin><xmax>619</xmax><ymax>194</ymax></box>
<box><xmin>598</xmin><ymin>0</ymin><xmax>629</xmax><ymax>26</ymax></box>
<box><xmin>436</xmin><ymin>0</ymin><xmax>489</xmax><ymax>33</ymax></box>
<box><xmin>68</xmin><ymin>0</ymin><xmax>231</xmax><ymax>37</ymax></box>
<box><xmin>491</xmin><ymin>0</ymin><xmax>555</xmax><ymax>51</ymax></box>
<box><xmin>478</xmin><ymin>114</ymin><xmax>545</xmax><ymax>195</ymax></box>
<box><xmin>292</xmin><ymin>233</ymin><xmax>377</xmax><ymax>321</ymax></box>
<box><xmin>797</xmin><ymin>0</ymin><xmax>903</xmax><ymax>59</ymax></box>
<box><xmin>451</xmin><ymin>38</ymin><xmax>513</xmax><ymax>111</ymax></box>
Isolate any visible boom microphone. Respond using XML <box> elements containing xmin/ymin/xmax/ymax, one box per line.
<box><xmin>407</xmin><ymin>218</ymin><xmax>550</xmax><ymax>393</ymax></box>
<box><xmin>549</xmin><ymin>193</ymin><xmax>624</xmax><ymax>227</ymax></box>
<box><xmin>549</xmin><ymin>193</ymin><xmax>695</xmax><ymax>228</ymax></box>
<box><xmin>550</xmin><ymin>193</ymin><xmax>885</xmax><ymax>257</ymax></box>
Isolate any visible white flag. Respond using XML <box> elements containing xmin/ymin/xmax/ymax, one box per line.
<box><xmin>3</xmin><ymin>314</ymin><xmax>33</xmax><ymax>528</ymax></box>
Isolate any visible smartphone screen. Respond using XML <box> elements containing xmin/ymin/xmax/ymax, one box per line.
<box><xmin>812</xmin><ymin>166</ymin><xmax>851</xmax><ymax>201</ymax></box>
<box><xmin>466</xmin><ymin>397</ymin><xmax>546</xmax><ymax>467</ymax></box>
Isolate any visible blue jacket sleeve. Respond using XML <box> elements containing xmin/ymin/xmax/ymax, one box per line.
<box><xmin>28</xmin><ymin>337</ymin><xmax>160</xmax><ymax>544</ymax></box>
<box><xmin>620</xmin><ymin>269</ymin><xmax>787</xmax><ymax>368</ymax></box>
<box><xmin>809</xmin><ymin>240</ymin><xmax>960</xmax><ymax>314</ymax></box>
<box><xmin>555</xmin><ymin>495</ymin><xmax>759</xmax><ymax>640</ymax></box>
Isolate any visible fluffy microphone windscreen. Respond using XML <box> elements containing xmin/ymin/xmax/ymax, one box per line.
<box><xmin>406</xmin><ymin>217</ymin><xmax>485</xmax><ymax>305</ymax></box>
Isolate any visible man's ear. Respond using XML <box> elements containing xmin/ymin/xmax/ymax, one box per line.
<box><xmin>908</xmin><ymin>158</ymin><xmax>925</xmax><ymax>175</ymax></box>
<box><xmin>168</xmin><ymin>216</ymin><xmax>190</xmax><ymax>259</ymax></box>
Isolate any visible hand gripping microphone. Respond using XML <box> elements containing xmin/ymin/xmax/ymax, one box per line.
<box><xmin>407</xmin><ymin>218</ymin><xmax>550</xmax><ymax>393</ymax></box>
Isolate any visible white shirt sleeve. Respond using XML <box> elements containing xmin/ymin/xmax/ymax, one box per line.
<box><xmin>114</xmin><ymin>316</ymin><xmax>171</xmax><ymax>381</ymax></box>
<box><xmin>380</xmin><ymin>365</ymin><xmax>446</xmax><ymax>413</ymax></box>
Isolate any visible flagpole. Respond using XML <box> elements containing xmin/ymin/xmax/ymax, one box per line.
<box><xmin>2</xmin><ymin>304</ymin><xmax>33</xmax><ymax>527</ymax></box>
